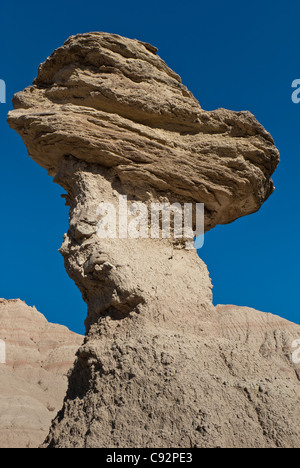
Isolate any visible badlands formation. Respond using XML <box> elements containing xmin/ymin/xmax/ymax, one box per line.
<box><xmin>0</xmin><ymin>299</ymin><xmax>82</xmax><ymax>448</ymax></box>
<box><xmin>6</xmin><ymin>32</ymin><xmax>300</xmax><ymax>448</ymax></box>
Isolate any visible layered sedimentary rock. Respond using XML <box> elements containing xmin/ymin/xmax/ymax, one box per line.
<box><xmin>7</xmin><ymin>32</ymin><xmax>300</xmax><ymax>448</ymax></box>
<box><xmin>0</xmin><ymin>299</ymin><xmax>83</xmax><ymax>448</ymax></box>
<box><xmin>8</xmin><ymin>32</ymin><xmax>279</xmax><ymax>232</ymax></box>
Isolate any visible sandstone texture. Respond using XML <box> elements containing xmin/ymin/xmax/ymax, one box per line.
<box><xmin>0</xmin><ymin>299</ymin><xmax>83</xmax><ymax>448</ymax></box>
<box><xmin>44</xmin><ymin>304</ymin><xmax>300</xmax><ymax>448</ymax></box>
<box><xmin>6</xmin><ymin>32</ymin><xmax>300</xmax><ymax>448</ymax></box>
<box><xmin>7</xmin><ymin>32</ymin><xmax>279</xmax><ymax>232</ymax></box>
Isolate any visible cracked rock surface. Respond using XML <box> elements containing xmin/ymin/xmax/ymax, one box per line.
<box><xmin>7</xmin><ymin>32</ymin><xmax>300</xmax><ymax>448</ymax></box>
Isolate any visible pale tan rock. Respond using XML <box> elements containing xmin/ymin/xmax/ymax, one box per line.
<box><xmin>7</xmin><ymin>32</ymin><xmax>300</xmax><ymax>448</ymax></box>
<box><xmin>7</xmin><ymin>32</ymin><xmax>279</xmax><ymax>232</ymax></box>
<box><xmin>43</xmin><ymin>299</ymin><xmax>300</xmax><ymax>448</ymax></box>
<box><xmin>0</xmin><ymin>299</ymin><xmax>83</xmax><ymax>448</ymax></box>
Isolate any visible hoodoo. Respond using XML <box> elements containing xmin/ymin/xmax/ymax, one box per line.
<box><xmin>8</xmin><ymin>33</ymin><xmax>300</xmax><ymax>448</ymax></box>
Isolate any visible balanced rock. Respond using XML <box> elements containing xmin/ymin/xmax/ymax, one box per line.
<box><xmin>7</xmin><ymin>33</ymin><xmax>300</xmax><ymax>448</ymax></box>
<box><xmin>8</xmin><ymin>32</ymin><xmax>279</xmax><ymax>231</ymax></box>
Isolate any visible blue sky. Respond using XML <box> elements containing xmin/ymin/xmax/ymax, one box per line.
<box><xmin>0</xmin><ymin>0</ymin><xmax>299</xmax><ymax>334</ymax></box>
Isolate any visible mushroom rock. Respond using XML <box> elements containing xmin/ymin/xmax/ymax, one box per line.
<box><xmin>7</xmin><ymin>33</ymin><xmax>300</xmax><ymax>448</ymax></box>
<box><xmin>8</xmin><ymin>32</ymin><xmax>279</xmax><ymax>232</ymax></box>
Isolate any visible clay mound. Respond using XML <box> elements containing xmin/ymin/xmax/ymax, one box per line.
<box><xmin>0</xmin><ymin>299</ymin><xmax>83</xmax><ymax>448</ymax></box>
<box><xmin>42</xmin><ymin>303</ymin><xmax>300</xmax><ymax>449</ymax></box>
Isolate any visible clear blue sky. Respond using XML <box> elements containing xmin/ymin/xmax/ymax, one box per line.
<box><xmin>0</xmin><ymin>0</ymin><xmax>299</xmax><ymax>334</ymax></box>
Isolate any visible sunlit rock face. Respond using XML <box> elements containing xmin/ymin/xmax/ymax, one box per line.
<box><xmin>8</xmin><ymin>33</ymin><xmax>300</xmax><ymax>450</ymax></box>
<box><xmin>0</xmin><ymin>299</ymin><xmax>82</xmax><ymax>448</ymax></box>
<box><xmin>8</xmin><ymin>32</ymin><xmax>279</xmax><ymax>232</ymax></box>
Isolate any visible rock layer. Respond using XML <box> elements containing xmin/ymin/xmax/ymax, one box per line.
<box><xmin>7</xmin><ymin>32</ymin><xmax>300</xmax><ymax>448</ymax></box>
<box><xmin>0</xmin><ymin>299</ymin><xmax>83</xmax><ymax>448</ymax></box>
<box><xmin>7</xmin><ymin>32</ymin><xmax>279</xmax><ymax>232</ymax></box>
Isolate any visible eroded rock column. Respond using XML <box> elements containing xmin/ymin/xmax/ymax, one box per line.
<box><xmin>9</xmin><ymin>33</ymin><xmax>300</xmax><ymax>449</ymax></box>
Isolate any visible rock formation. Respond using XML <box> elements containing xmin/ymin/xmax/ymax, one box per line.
<box><xmin>8</xmin><ymin>32</ymin><xmax>279</xmax><ymax>232</ymax></box>
<box><xmin>7</xmin><ymin>32</ymin><xmax>300</xmax><ymax>448</ymax></box>
<box><xmin>0</xmin><ymin>299</ymin><xmax>83</xmax><ymax>448</ymax></box>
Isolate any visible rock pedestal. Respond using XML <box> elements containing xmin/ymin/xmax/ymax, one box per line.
<box><xmin>7</xmin><ymin>33</ymin><xmax>300</xmax><ymax>448</ymax></box>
